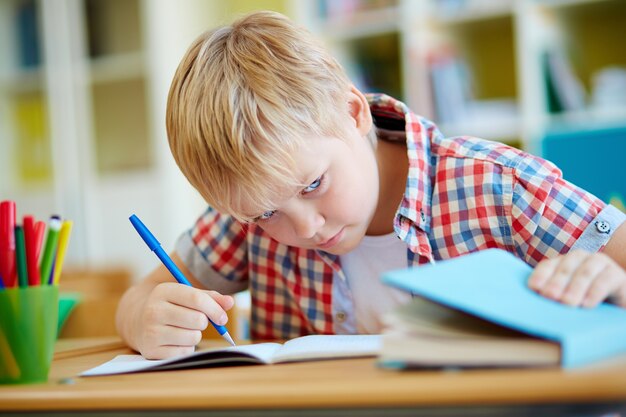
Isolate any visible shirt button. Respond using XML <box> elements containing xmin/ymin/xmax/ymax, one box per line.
<box><xmin>420</xmin><ymin>210</ymin><xmax>426</xmax><ymax>222</ymax></box>
<box><xmin>335</xmin><ymin>312</ymin><xmax>347</xmax><ymax>323</ymax></box>
<box><xmin>595</xmin><ymin>221</ymin><xmax>611</xmax><ymax>234</ymax></box>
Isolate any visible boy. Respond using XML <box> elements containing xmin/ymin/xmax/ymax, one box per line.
<box><xmin>116</xmin><ymin>11</ymin><xmax>626</xmax><ymax>359</ymax></box>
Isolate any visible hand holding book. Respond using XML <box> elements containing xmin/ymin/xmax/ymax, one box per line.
<box><xmin>528</xmin><ymin>250</ymin><xmax>626</xmax><ymax>308</ymax></box>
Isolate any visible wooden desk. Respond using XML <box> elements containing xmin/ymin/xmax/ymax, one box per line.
<box><xmin>1</xmin><ymin>338</ymin><xmax>626</xmax><ymax>416</ymax></box>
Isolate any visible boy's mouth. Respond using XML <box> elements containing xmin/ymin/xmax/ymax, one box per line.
<box><xmin>317</xmin><ymin>227</ymin><xmax>345</xmax><ymax>250</ymax></box>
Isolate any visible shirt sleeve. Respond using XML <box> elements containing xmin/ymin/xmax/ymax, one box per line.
<box><xmin>509</xmin><ymin>155</ymin><xmax>625</xmax><ymax>266</ymax></box>
<box><xmin>175</xmin><ymin>206</ymin><xmax>249</xmax><ymax>294</ymax></box>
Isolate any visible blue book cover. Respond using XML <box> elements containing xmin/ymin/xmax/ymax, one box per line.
<box><xmin>381</xmin><ymin>249</ymin><xmax>626</xmax><ymax>368</ymax></box>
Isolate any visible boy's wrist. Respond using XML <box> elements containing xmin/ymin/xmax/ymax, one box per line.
<box><xmin>116</xmin><ymin>284</ymin><xmax>149</xmax><ymax>352</ymax></box>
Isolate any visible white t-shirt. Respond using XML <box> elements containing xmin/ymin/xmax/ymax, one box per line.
<box><xmin>340</xmin><ymin>232</ymin><xmax>411</xmax><ymax>333</ymax></box>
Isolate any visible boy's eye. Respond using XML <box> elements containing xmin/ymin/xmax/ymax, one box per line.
<box><xmin>256</xmin><ymin>210</ymin><xmax>276</xmax><ymax>221</ymax></box>
<box><xmin>302</xmin><ymin>176</ymin><xmax>322</xmax><ymax>194</ymax></box>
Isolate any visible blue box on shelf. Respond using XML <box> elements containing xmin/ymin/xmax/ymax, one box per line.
<box><xmin>542</xmin><ymin>124</ymin><xmax>626</xmax><ymax>211</ymax></box>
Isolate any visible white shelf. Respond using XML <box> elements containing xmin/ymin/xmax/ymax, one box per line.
<box><xmin>0</xmin><ymin>67</ymin><xmax>44</xmax><ymax>93</ymax></box>
<box><xmin>434</xmin><ymin>1</ymin><xmax>515</xmax><ymax>25</ymax></box>
<box><xmin>439</xmin><ymin>115</ymin><xmax>521</xmax><ymax>143</ymax></box>
<box><xmin>547</xmin><ymin>107</ymin><xmax>626</xmax><ymax>130</ymax></box>
<box><xmin>537</xmin><ymin>0</ymin><xmax>614</xmax><ymax>10</ymax></box>
<box><xmin>89</xmin><ymin>51</ymin><xmax>145</xmax><ymax>85</ymax></box>
<box><xmin>317</xmin><ymin>6</ymin><xmax>400</xmax><ymax>41</ymax></box>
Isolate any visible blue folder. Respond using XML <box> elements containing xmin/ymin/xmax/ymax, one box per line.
<box><xmin>382</xmin><ymin>249</ymin><xmax>626</xmax><ymax>368</ymax></box>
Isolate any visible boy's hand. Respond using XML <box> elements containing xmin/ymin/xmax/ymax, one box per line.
<box><xmin>528</xmin><ymin>250</ymin><xmax>626</xmax><ymax>308</ymax></box>
<box><xmin>136</xmin><ymin>283</ymin><xmax>234</xmax><ymax>359</ymax></box>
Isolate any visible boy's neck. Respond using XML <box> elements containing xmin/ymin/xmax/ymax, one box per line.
<box><xmin>366</xmin><ymin>138</ymin><xmax>408</xmax><ymax>236</ymax></box>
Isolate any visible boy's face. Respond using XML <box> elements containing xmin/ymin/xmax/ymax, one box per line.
<box><xmin>247</xmin><ymin>128</ymin><xmax>380</xmax><ymax>255</ymax></box>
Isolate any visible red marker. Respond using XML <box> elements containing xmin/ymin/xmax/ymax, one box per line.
<box><xmin>23</xmin><ymin>215</ymin><xmax>40</xmax><ymax>286</ymax></box>
<box><xmin>34</xmin><ymin>220</ymin><xmax>46</xmax><ymax>260</ymax></box>
<box><xmin>0</xmin><ymin>201</ymin><xmax>17</xmax><ymax>287</ymax></box>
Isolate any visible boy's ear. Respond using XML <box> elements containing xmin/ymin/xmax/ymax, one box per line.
<box><xmin>347</xmin><ymin>85</ymin><xmax>373</xmax><ymax>136</ymax></box>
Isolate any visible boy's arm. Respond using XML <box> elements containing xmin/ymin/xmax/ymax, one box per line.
<box><xmin>115</xmin><ymin>252</ymin><xmax>234</xmax><ymax>358</ymax></box>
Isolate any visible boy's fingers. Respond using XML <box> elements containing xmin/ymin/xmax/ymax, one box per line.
<box><xmin>561</xmin><ymin>257</ymin><xmax>607</xmax><ymax>306</ymax></box>
<box><xmin>160</xmin><ymin>284</ymin><xmax>229</xmax><ymax>326</ymax></box>
<box><xmin>528</xmin><ymin>257</ymin><xmax>559</xmax><ymax>290</ymax></box>
<box><xmin>142</xmin><ymin>344</ymin><xmax>196</xmax><ymax>360</ymax></box>
<box><xmin>139</xmin><ymin>320</ymin><xmax>201</xmax><ymax>357</ymax></box>
<box><xmin>582</xmin><ymin>265</ymin><xmax>621</xmax><ymax>308</ymax></box>
<box><xmin>163</xmin><ymin>303</ymin><xmax>209</xmax><ymax>330</ymax></box>
<box><xmin>206</xmin><ymin>290</ymin><xmax>235</xmax><ymax>310</ymax></box>
<box><xmin>536</xmin><ymin>251</ymin><xmax>590</xmax><ymax>299</ymax></box>
<box><xmin>157</xmin><ymin>326</ymin><xmax>203</xmax><ymax>347</ymax></box>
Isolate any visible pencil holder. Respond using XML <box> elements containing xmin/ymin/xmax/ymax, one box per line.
<box><xmin>0</xmin><ymin>285</ymin><xmax>59</xmax><ymax>384</ymax></box>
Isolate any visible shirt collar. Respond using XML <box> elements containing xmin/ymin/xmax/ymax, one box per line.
<box><xmin>366</xmin><ymin>94</ymin><xmax>435</xmax><ymax>232</ymax></box>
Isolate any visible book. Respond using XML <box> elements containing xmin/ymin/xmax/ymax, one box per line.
<box><xmin>542</xmin><ymin>50</ymin><xmax>586</xmax><ymax>113</ymax></box>
<box><xmin>429</xmin><ymin>50</ymin><xmax>473</xmax><ymax>124</ymax></box>
<box><xmin>16</xmin><ymin>0</ymin><xmax>41</xmax><ymax>68</ymax></box>
<box><xmin>14</xmin><ymin>94</ymin><xmax>52</xmax><ymax>184</ymax></box>
<box><xmin>380</xmin><ymin>298</ymin><xmax>561</xmax><ymax>368</ymax></box>
<box><xmin>81</xmin><ymin>335</ymin><xmax>381</xmax><ymax>376</ymax></box>
<box><xmin>379</xmin><ymin>249</ymin><xmax>626</xmax><ymax>369</ymax></box>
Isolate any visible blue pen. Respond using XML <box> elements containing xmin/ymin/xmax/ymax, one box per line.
<box><xmin>129</xmin><ymin>214</ymin><xmax>235</xmax><ymax>346</ymax></box>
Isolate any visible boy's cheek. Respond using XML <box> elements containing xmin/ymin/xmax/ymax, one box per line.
<box><xmin>256</xmin><ymin>222</ymin><xmax>303</xmax><ymax>247</ymax></box>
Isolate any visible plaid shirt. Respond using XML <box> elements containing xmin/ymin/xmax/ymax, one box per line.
<box><xmin>176</xmin><ymin>94</ymin><xmax>625</xmax><ymax>340</ymax></box>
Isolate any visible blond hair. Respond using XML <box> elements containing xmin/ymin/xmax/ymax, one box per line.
<box><xmin>166</xmin><ymin>11</ymin><xmax>355</xmax><ymax>222</ymax></box>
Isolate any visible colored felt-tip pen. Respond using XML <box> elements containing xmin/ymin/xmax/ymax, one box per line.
<box><xmin>129</xmin><ymin>214</ymin><xmax>235</xmax><ymax>346</ymax></box>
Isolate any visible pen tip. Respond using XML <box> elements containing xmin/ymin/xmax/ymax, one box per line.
<box><xmin>223</xmin><ymin>332</ymin><xmax>236</xmax><ymax>347</ymax></box>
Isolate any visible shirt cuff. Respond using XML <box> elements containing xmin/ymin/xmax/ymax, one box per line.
<box><xmin>571</xmin><ymin>204</ymin><xmax>626</xmax><ymax>252</ymax></box>
<box><xmin>175</xmin><ymin>231</ymin><xmax>247</xmax><ymax>294</ymax></box>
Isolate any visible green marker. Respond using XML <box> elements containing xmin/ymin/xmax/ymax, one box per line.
<box><xmin>39</xmin><ymin>217</ymin><xmax>61</xmax><ymax>285</ymax></box>
<box><xmin>14</xmin><ymin>225</ymin><xmax>28</xmax><ymax>288</ymax></box>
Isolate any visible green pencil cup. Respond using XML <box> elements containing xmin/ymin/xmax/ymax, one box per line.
<box><xmin>0</xmin><ymin>285</ymin><xmax>59</xmax><ymax>384</ymax></box>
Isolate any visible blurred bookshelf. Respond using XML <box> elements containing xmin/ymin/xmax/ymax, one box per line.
<box><xmin>0</xmin><ymin>0</ymin><xmax>54</xmax><ymax>208</ymax></box>
<box><xmin>0</xmin><ymin>0</ymin><xmax>220</xmax><ymax>278</ymax></box>
<box><xmin>0</xmin><ymin>0</ymin><xmax>294</xmax><ymax>280</ymax></box>
<box><xmin>538</xmin><ymin>0</ymin><xmax>626</xmax><ymax>129</ymax></box>
<box><xmin>0</xmin><ymin>0</ymin><xmax>154</xmax><ymax>270</ymax></box>
<box><xmin>294</xmin><ymin>0</ymin><xmax>626</xmax><ymax>146</ymax></box>
<box><xmin>83</xmin><ymin>0</ymin><xmax>151</xmax><ymax>175</ymax></box>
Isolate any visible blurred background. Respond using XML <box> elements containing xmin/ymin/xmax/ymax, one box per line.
<box><xmin>1</xmin><ymin>0</ymin><xmax>625</xmax><ymax>338</ymax></box>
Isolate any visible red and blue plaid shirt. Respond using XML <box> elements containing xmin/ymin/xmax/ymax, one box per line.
<box><xmin>176</xmin><ymin>94</ymin><xmax>625</xmax><ymax>340</ymax></box>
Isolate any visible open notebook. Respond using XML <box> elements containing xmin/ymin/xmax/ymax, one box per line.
<box><xmin>81</xmin><ymin>335</ymin><xmax>381</xmax><ymax>376</ymax></box>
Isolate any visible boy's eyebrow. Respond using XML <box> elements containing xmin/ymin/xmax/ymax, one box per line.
<box><xmin>243</xmin><ymin>167</ymin><xmax>327</xmax><ymax>219</ymax></box>
<box><xmin>241</xmin><ymin>160</ymin><xmax>328</xmax><ymax>219</ymax></box>
<box><xmin>300</xmin><ymin>162</ymin><xmax>327</xmax><ymax>186</ymax></box>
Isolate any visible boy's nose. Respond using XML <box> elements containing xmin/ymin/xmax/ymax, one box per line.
<box><xmin>290</xmin><ymin>210</ymin><xmax>324</xmax><ymax>240</ymax></box>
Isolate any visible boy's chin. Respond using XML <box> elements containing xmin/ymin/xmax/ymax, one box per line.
<box><xmin>318</xmin><ymin>246</ymin><xmax>350</xmax><ymax>256</ymax></box>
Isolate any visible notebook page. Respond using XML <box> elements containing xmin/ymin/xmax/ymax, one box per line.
<box><xmin>225</xmin><ymin>343</ymin><xmax>282</xmax><ymax>363</ymax></box>
<box><xmin>81</xmin><ymin>355</ymin><xmax>168</xmax><ymax>376</ymax></box>
<box><xmin>81</xmin><ymin>343</ymin><xmax>284</xmax><ymax>376</ymax></box>
<box><xmin>270</xmin><ymin>334</ymin><xmax>381</xmax><ymax>363</ymax></box>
